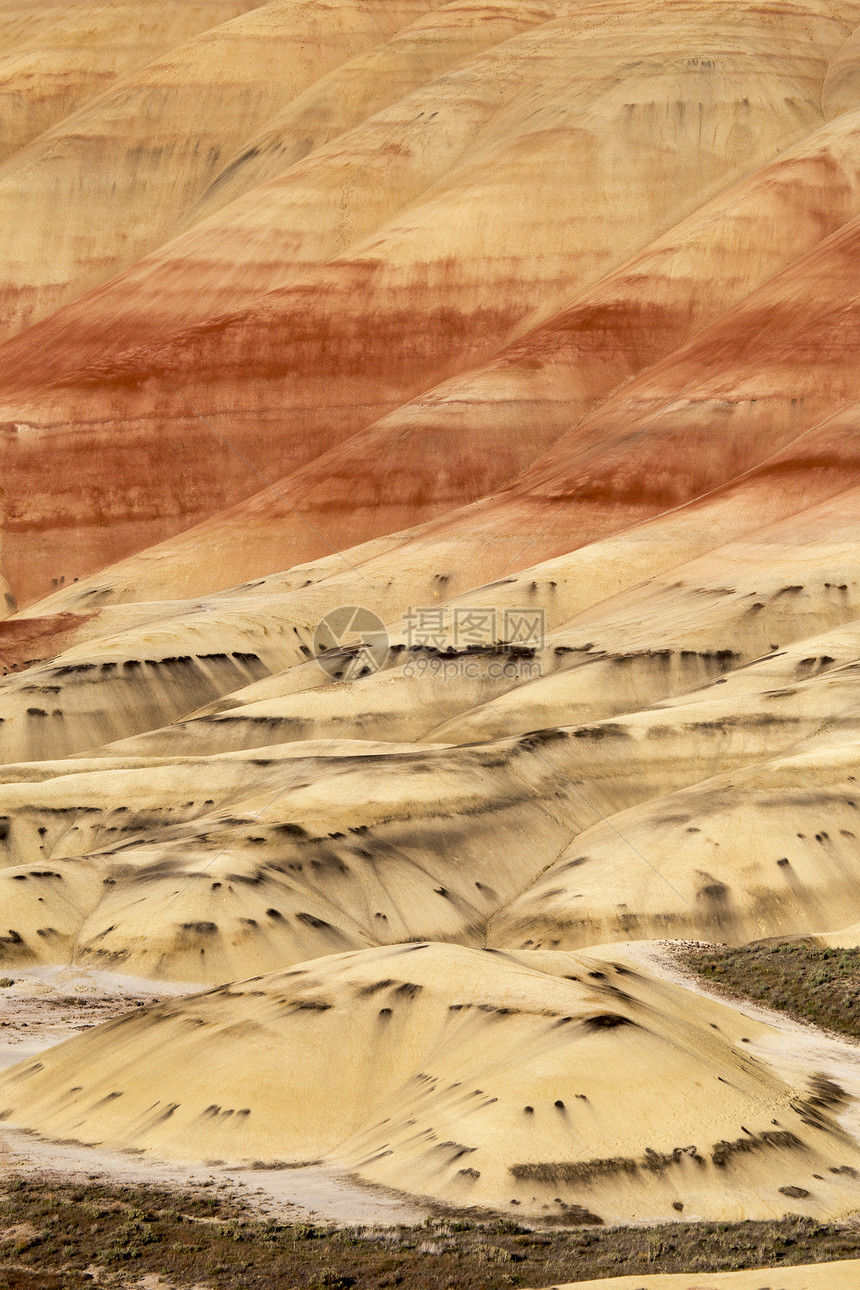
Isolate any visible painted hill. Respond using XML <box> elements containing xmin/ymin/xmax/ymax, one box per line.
<box><xmin>4</xmin><ymin>942</ymin><xmax>860</xmax><ymax>1223</ymax></box>
<box><xmin>3</xmin><ymin>0</ymin><xmax>860</xmax><ymax>1257</ymax></box>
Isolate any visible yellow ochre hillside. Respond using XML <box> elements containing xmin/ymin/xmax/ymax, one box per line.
<box><xmin>2</xmin><ymin>0</ymin><xmax>860</xmax><ymax>1259</ymax></box>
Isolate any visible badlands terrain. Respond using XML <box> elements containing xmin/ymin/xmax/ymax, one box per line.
<box><xmin>4</xmin><ymin>0</ymin><xmax>860</xmax><ymax>1283</ymax></box>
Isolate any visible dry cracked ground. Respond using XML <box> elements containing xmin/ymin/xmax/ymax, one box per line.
<box><xmin>4</xmin><ymin>0</ymin><xmax>860</xmax><ymax>1284</ymax></box>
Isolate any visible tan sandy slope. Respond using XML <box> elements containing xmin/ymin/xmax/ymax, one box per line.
<box><xmin>0</xmin><ymin>479</ymin><xmax>859</xmax><ymax>972</ymax></box>
<box><xmin>4</xmin><ymin>942</ymin><xmax>860</xmax><ymax>1223</ymax></box>
<box><xmin>0</xmin><ymin>0</ymin><xmax>268</xmax><ymax>165</ymax></box>
<box><xmin>534</xmin><ymin>1263</ymin><xmax>860</xmax><ymax>1289</ymax></box>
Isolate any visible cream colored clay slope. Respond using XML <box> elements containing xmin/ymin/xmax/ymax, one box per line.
<box><xmin>0</xmin><ymin>460</ymin><xmax>856</xmax><ymax>788</ymax></box>
<box><xmin>0</xmin><ymin>722</ymin><xmax>616</xmax><ymax>980</ymax></box>
<box><xmin>0</xmin><ymin>0</ymin><xmax>445</xmax><ymax>343</ymax></box>
<box><xmin>806</xmin><ymin>924</ymin><xmax>860</xmax><ymax>947</ymax></box>
<box><xmin>489</xmin><ymin>714</ymin><xmax>860</xmax><ymax>953</ymax></box>
<box><xmin>2</xmin><ymin>0</ymin><xmax>853</xmax><ymax>606</ymax></box>
<box><xmin>1</xmin><ymin>624</ymin><xmax>860</xmax><ymax>980</ymax></box>
<box><xmin>52</xmin><ymin>471</ymin><xmax>860</xmax><ymax>774</ymax></box>
<box><xmin>182</xmin><ymin>0</ymin><xmax>559</xmax><ymax>226</ymax></box>
<box><xmin>71</xmin><ymin>612</ymin><xmax>860</xmax><ymax>936</ymax></box>
<box><xmin>536</xmin><ymin>1264</ymin><xmax>860</xmax><ymax>1290</ymax></box>
<box><xmin>3</xmin><ymin>943</ymin><xmax>860</xmax><ymax>1222</ymax></box>
<box><xmin>88</xmin><ymin>605</ymin><xmax>860</xmax><ymax>767</ymax></box>
<box><xmin>422</xmin><ymin>479</ymin><xmax>860</xmax><ymax>744</ymax></box>
<box><xmin>0</xmin><ymin>0</ymin><xmax>268</xmax><ymax>166</ymax></box>
<box><xmin>46</xmin><ymin>719</ymin><xmax>860</xmax><ymax>974</ymax></box>
<box><xmin>824</xmin><ymin>23</ymin><xmax>860</xmax><ymax>117</ymax></box>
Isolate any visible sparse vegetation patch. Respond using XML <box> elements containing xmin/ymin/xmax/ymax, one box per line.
<box><xmin>679</xmin><ymin>941</ymin><xmax>860</xmax><ymax>1040</ymax></box>
<box><xmin>2</xmin><ymin>1178</ymin><xmax>860</xmax><ymax>1288</ymax></box>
